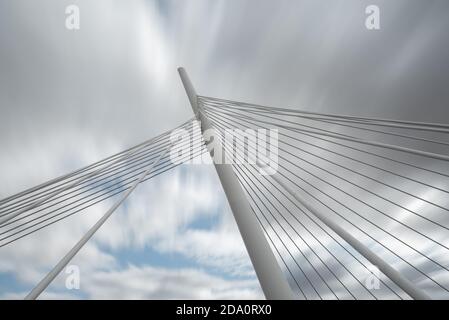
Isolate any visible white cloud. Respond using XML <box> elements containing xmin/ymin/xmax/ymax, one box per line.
<box><xmin>60</xmin><ymin>264</ymin><xmax>262</xmax><ymax>300</ymax></box>
<box><xmin>1</xmin><ymin>290</ymin><xmax>79</xmax><ymax>300</ymax></box>
<box><xmin>0</xmin><ymin>0</ymin><xmax>261</xmax><ymax>299</ymax></box>
<box><xmin>94</xmin><ymin>165</ymin><xmax>223</xmax><ymax>248</ymax></box>
<box><xmin>4</xmin><ymin>0</ymin><xmax>449</xmax><ymax>300</ymax></box>
<box><xmin>154</xmin><ymin>210</ymin><xmax>255</xmax><ymax>277</ymax></box>
<box><xmin>0</xmin><ymin>161</ymin><xmax>260</xmax><ymax>299</ymax></box>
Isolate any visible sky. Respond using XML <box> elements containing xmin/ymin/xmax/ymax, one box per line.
<box><xmin>0</xmin><ymin>0</ymin><xmax>449</xmax><ymax>299</ymax></box>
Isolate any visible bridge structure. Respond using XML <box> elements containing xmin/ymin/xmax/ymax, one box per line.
<box><xmin>1</xmin><ymin>68</ymin><xmax>449</xmax><ymax>300</ymax></box>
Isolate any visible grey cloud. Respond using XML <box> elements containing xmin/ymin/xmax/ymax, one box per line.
<box><xmin>1</xmin><ymin>0</ymin><xmax>449</xmax><ymax>299</ymax></box>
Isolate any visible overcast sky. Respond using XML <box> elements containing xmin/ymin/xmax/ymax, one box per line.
<box><xmin>1</xmin><ymin>0</ymin><xmax>449</xmax><ymax>299</ymax></box>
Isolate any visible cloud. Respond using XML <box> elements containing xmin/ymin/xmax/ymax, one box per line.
<box><xmin>64</xmin><ymin>264</ymin><xmax>262</xmax><ymax>300</ymax></box>
<box><xmin>0</xmin><ymin>161</ymin><xmax>260</xmax><ymax>299</ymax></box>
<box><xmin>2</xmin><ymin>0</ymin><xmax>449</xmax><ymax>299</ymax></box>
<box><xmin>0</xmin><ymin>0</ymin><xmax>261</xmax><ymax>299</ymax></box>
<box><xmin>1</xmin><ymin>262</ymin><xmax>263</xmax><ymax>300</ymax></box>
<box><xmin>154</xmin><ymin>207</ymin><xmax>255</xmax><ymax>277</ymax></box>
<box><xmin>1</xmin><ymin>291</ymin><xmax>79</xmax><ymax>300</ymax></box>
<box><xmin>94</xmin><ymin>165</ymin><xmax>224</xmax><ymax>248</ymax></box>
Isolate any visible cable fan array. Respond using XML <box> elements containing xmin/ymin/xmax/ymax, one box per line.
<box><xmin>0</xmin><ymin>119</ymin><xmax>207</xmax><ymax>247</ymax></box>
<box><xmin>198</xmin><ymin>95</ymin><xmax>449</xmax><ymax>300</ymax></box>
<box><xmin>2</xmin><ymin>94</ymin><xmax>449</xmax><ymax>300</ymax></box>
